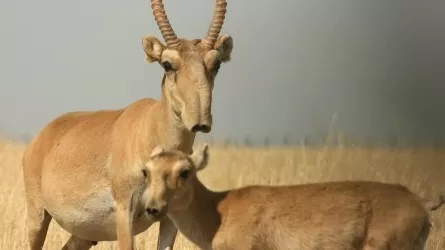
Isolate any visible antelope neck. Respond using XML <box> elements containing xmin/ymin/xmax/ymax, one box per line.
<box><xmin>168</xmin><ymin>179</ymin><xmax>227</xmax><ymax>249</ymax></box>
<box><xmin>142</xmin><ymin>84</ymin><xmax>195</xmax><ymax>153</ymax></box>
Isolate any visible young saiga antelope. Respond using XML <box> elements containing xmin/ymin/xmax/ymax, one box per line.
<box><xmin>142</xmin><ymin>144</ymin><xmax>445</xmax><ymax>250</ymax></box>
<box><xmin>22</xmin><ymin>0</ymin><xmax>233</xmax><ymax>249</ymax></box>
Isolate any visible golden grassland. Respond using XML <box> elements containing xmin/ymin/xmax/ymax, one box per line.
<box><xmin>1</xmin><ymin>139</ymin><xmax>444</xmax><ymax>249</ymax></box>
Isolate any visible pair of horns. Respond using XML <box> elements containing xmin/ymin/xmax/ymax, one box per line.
<box><xmin>150</xmin><ymin>0</ymin><xmax>227</xmax><ymax>50</ymax></box>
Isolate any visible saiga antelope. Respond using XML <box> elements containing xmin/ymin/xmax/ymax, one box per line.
<box><xmin>22</xmin><ymin>0</ymin><xmax>234</xmax><ymax>249</ymax></box>
<box><xmin>142</xmin><ymin>144</ymin><xmax>445</xmax><ymax>250</ymax></box>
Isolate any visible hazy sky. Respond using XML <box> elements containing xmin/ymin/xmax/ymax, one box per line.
<box><xmin>1</xmin><ymin>0</ymin><xmax>444</xmax><ymax>145</ymax></box>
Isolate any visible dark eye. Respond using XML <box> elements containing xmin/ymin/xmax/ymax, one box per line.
<box><xmin>162</xmin><ymin>61</ymin><xmax>173</xmax><ymax>71</ymax></box>
<box><xmin>179</xmin><ymin>169</ymin><xmax>190</xmax><ymax>179</ymax></box>
<box><xmin>142</xmin><ymin>169</ymin><xmax>147</xmax><ymax>178</ymax></box>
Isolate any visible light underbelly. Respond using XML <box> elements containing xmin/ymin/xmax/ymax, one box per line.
<box><xmin>43</xmin><ymin>188</ymin><xmax>153</xmax><ymax>241</ymax></box>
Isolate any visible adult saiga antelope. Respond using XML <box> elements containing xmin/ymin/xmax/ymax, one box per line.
<box><xmin>142</xmin><ymin>144</ymin><xmax>445</xmax><ymax>250</ymax></box>
<box><xmin>22</xmin><ymin>0</ymin><xmax>234</xmax><ymax>249</ymax></box>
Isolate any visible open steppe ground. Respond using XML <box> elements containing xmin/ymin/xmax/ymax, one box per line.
<box><xmin>1</xmin><ymin>139</ymin><xmax>444</xmax><ymax>249</ymax></box>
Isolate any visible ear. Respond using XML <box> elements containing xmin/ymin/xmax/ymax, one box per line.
<box><xmin>150</xmin><ymin>145</ymin><xmax>165</xmax><ymax>158</ymax></box>
<box><xmin>214</xmin><ymin>35</ymin><xmax>233</xmax><ymax>62</ymax></box>
<box><xmin>190</xmin><ymin>143</ymin><xmax>209</xmax><ymax>171</ymax></box>
<box><xmin>142</xmin><ymin>36</ymin><xmax>166</xmax><ymax>63</ymax></box>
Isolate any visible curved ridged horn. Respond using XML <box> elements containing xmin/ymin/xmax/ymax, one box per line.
<box><xmin>202</xmin><ymin>0</ymin><xmax>227</xmax><ymax>50</ymax></box>
<box><xmin>150</xmin><ymin>0</ymin><xmax>181</xmax><ymax>49</ymax></box>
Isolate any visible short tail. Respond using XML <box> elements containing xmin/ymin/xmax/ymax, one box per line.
<box><xmin>423</xmin><ymin>194</ymin><xmax>445</xmax><ymax>212</ymax></box>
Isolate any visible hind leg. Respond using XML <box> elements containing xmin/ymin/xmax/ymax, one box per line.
<box><xmin>413</xmin><ymin>221</ymin><xmax>431</xmax><ymax>250</ymax></box>
<box><xmin>25</xmin><ymin>202</ymin><xmax>52</xmax><ymax>250</ymax></box>
<box><xmin>24</xmin><ymin>175</ymin><xmax>53</xmax><ymax>250</ymax></box>
<box><xmin>23</xmin><ymin>157</ymin><xmax>53</xmax><ymax>249</ymax></box>
<box><xmin>390</xmin><ymin>219</ymin><xmax>431</xmax><ymax>250</ymax></box>
<box><xmin>61</xmin><ymin>235</ymin><xmax>97</xmax><ymax>250</ymax></box>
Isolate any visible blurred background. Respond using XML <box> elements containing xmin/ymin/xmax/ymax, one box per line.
<box><xmin>1</xmin><ymin>0</ymin><xmax>444</xmax><ymax>146</ymax></box>
<box><xmin>1</xmin><ymin>1</ymin><xmax>445</xmax><ymax>249</ymax></box>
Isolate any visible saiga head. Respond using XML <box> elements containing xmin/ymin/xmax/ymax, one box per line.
<box><xmin>141</xmin><ymin>143</ymin><xmax>209</xmax><ymax>218</ymax></box>
<box><xmin>143</xmin><ymin>0</ymin><xmax>234</xmax><ymax>133</ymax></box>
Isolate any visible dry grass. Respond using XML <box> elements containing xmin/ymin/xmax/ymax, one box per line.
<box><xmin>1</xmin><ymin>139</ymin><xmax>444</xmax><ymax>249</ymax></box>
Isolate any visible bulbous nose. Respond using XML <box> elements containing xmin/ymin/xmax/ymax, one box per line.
<box><xmin>191</xmin><ymin>124</ymin><xmax>211</xmax><ymax>133</ymax></box>
<box><xmin>146</xmin><ymin>207</ymin><xmax>160</xmax><ymax>216</ymax></box>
